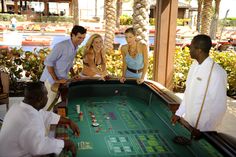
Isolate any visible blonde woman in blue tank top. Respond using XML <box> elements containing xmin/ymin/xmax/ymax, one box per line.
<box><xmin>120</xmin><ymin>28</ymin><xmax>148</xmax><ymax>84</ymax></box>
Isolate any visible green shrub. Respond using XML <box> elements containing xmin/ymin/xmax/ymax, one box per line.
<box><xmin>40</xmin><ymin>16</ymin><xmax>73</xmax><ymax>23</ymax></box>
<box><xmin>173</xmin><ymin>47</ymin><xmax>236</xmax><ymax>96</ymax></box>
<box><xmin>120</xmin><ymin>15</ymin><xmax>132</xmax><ymax>25</ymax></box>
<box><xmin>210</xmin><ymin>50</ymin><xmax>236</xmax><ymax>96</ymax></box>
<box><xmin>149</xmin><ymin>18</ymin><xmax>155</xmax><ymax>26</ymax></box>
<box><xmin>2</xmin><ymin>46</ymin><xmax>235</xmax><ymax>96</ymax></box>
<box><xmin>0</xmin><ymin>13</ymin><xmax>26</xmax><ymax>22</ymax></box>
<box><xmin>177</xmin><ymin>18</ymin><xmax>190</xmax><ymax>26</ymax></box>
<box><xmin>173</xmin><ymin>46</ymin><xmax>192</xmax><ymax>92</ymax></box>
<box><xmin>0</xmin><ymin>13</ymin><xmax>73</xmax><ymax>23</ymax></box>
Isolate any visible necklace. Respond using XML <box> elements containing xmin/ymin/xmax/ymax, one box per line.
<box><xmin>128</xmin><ymin>42</ymin><xmax>137</xmax><ymax>58</ymax></box>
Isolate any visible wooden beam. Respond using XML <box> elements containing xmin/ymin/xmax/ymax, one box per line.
<box><xmin>14</xmin><ymin>0</ymin><xmax>18</xmax><ymax>14</ymax></box>
<box><xmin>69</xmin><ymin>2</ymin><xmax>72</xmax><ymax>16</ymax></box>
<box><xmin>153</xmin><ymin>0</ymin><xmax>178</xmax><ymax>89</ymax></box>
<box><xmin>44</xmin><ymin>1</ymin><xmax>49</xmax><ymax>16</ymax></box>
<box><xmin>1</xmin><ymin>0</ymin><xmax>5</xmax><ymax>13</ymax></box>
<box><xmin>73</xmin><ymin>0</ymin><xmax>79</xmax><ymax>25</ymax></box>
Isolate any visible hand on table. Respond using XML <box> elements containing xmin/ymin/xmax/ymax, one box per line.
<box><xmin>136</xmin><ymin>78</ymin><xmax>144</xmax><ymax>84</ymax></box>
<box><xmin>64</xmin><ymin>139</ymin><xmax>77</xmax><ymax>157</ymax></box>
<box><xmin>99</xmin><ymin>72</ymin><xmax>109</xmax><ymax>81</ymax></box>
<box><xmin>72</xmin><ymin>75</ymin><xmax>80</xmax><ymax>80</ymax></box>
<box><xmin>171</xmin><ymin>115</ymin><xmax>180</xmax><ymax>126</ymax></box>
<box><xmin>55</xmin><ymin>79</ymin><xmax>67</xmax><ymax>84</ymax></box>
<box><xmin>191</xmin><ymin>128</ymin><xmax>201</xmax><ymax>140</ymax></box>
<box><xmin>51</xmin><ymin>79</ymin><xmax>67</xmax><ymax>93</ymax></box>
<box><xmin>119</xmin><ymin>76</ymin><xmax>126</xmax><ymax>83</ymax></box>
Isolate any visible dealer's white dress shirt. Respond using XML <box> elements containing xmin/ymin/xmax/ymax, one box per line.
<box><xmin>175</xmin><ymin>57</ymin><xmax>227</xmax><ymax>131</ymax></box>
<box><xmin>0</xmin><ymin>102</ymin><xmax>64</xmax><ymax>157</ymax></box>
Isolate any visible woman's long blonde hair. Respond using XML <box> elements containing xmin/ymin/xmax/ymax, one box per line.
<box><xmin>84</xmin><ymin>34</ymin><xmax>103</xmax><ymax>53</ymax></box>
<box><xmin>83</xmin><ymin>34</ymin><xmax>105</xmax><ymax>64</ymax></box>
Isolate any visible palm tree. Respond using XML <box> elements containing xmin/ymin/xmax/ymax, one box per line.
<box><xmin>196</xmin><ymin>0</ymin><xmax>203</xmax><ymax>32</ymax></box>
<box><xmin>210</xmin><ymin>0</ymin><xmax>221</xmax><ymax>39</ymax></box>
<box><xmin>201</xmin><ymin>0</ymin><xmax>213</xmax><ymax>35</ymax></box>
<box><xmin>104</xmin><ymin>0</ymin><xmax>116</xmax><ymax>53</ymax></box>
<box><xmin>73</xmin><ymin>0</ymin><xmax>79</xmax><ymax>25</ymax></box>
<box><xmin>116</xmin><ymin>0</ymin><xmax>122</xmax><ymax>28</ymax></box>
<box><xmin>133</xmin><ymin>0</ymin><xmax>150</xmax><ymax>44</ymax></box>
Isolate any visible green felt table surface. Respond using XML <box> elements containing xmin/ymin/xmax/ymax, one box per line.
<box><xmin>58</xmin><ymin>81</ymin><xmax>224</xmax><ymax>157</ymax></box>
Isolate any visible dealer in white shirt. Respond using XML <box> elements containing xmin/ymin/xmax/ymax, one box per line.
<box><xmin>0</xmin><ymin>82</ymin><xmax>79</xmax><ymax>157</ymax></box>
<box><xmin>171</xmin><ymin>34</ymin><xmax>227</xmax><ymax>137</ymax></box>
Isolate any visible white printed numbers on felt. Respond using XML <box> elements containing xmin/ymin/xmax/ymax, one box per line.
<box><xmin>78</xmin><ymin>141</ymin><xmax>93</xmax><ymax>150</ymax></box>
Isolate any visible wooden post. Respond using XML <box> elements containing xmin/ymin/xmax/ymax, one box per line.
<box><xmin>153</xmin><ymin>0</ymin><xmax>178</xmax><ymax>89</ymax></box>
<box><xmin>44</xmin><ymin>1</ymin><xmax>49</xmax><ymax>16</ymax></box>
<box><xmin>69</xmin><ymin>2</ymin><xmax>73</xmax><ymax>16</ymax></box>
<box><xmin>14</xmin><ymin>0</ymin><xmax>18</xmax><ymax>14</ymax></box>
<box><xmin>73</xmin><ymin>0</ymin><xmax>79</xmax><ymax>25</ymax></box>
<box><xmin>1</xmin><ymin>0</ymin><xmax>7</xmax><ymax>13</ymax></box>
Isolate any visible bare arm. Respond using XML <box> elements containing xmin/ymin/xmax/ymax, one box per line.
<box><xmin>137</xmin><ymin>43</ymin><xmax>148</xmax><ymax>84</ymax></box>
<box><xmin>140</xmin><ymin>43</ymin><xmax>149</xmax><ymax>80</ymax></box>
<box><xmin>121</xmin><ymin>45</ymin><xmax>127</xmax><ymax>77</ymax></box>
<box><xmin>70</xmin><ymin>67</ymin><xmax>76</xmax><ymax>77</ymax></box>
<box><xmin>119</xmin><ymin>45</ymin><xmax>128</xmax><ymax>83</ymax></box>
<box><xmin>101</xmin><ymin>50</ymin><xmax>107</xmax><ymax>74</ymax></box>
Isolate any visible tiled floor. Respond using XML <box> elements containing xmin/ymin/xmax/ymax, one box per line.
<box><xmin>1</xmin><ymin>96</ymin><xmax>236</xmax><ymax>138</ymax></box>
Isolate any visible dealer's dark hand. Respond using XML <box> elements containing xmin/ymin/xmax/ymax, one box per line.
<box><xmin>64</xmin><ymin>140</ymin><xmax>76</xmax><ymax>157</ymax></box>
<box><xmin>191</xmin><ymin>128</ymin><xmax>201</xmax><ymax>140</ymax></box>
<box><xmin>171</xmin><ymin>115</ymin><xmax>180</xmax><ymax>125</ymax></box>
<box><xmin>69</xmin><ymin>119</ymin><xmax>80</xmax><ymax>137</ymax></box>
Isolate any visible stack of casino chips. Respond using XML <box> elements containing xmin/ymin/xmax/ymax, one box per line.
<box><xmin>89</xmin><ymin>112</ymin><xmax>99</xmax><ymax>127</ymax></box>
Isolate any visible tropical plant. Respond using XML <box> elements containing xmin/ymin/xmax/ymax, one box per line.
<box><xmin>22</xmin><ymin>48</ymin><xmax>49</xmax><ymax>82</ymax></box>
<box><xmin>210</xmin><ymin>50</ymin><xmax>236</xmax><ymax>96</ymax></box>
<box><xmin>173</xmin><ymin>46</ymin><xmax>236</xmax><ymax>96</ymax></box>
<box><xmin>173</xmin><ymin>46</ymin><xmax>193</xmax><ymax>92</ymax></box>
<box><xmin>0</xmin><ymin>47</ymin><xmax>49</xmax><ymax>95</ymax></box>
<box><xmin>120</xmin><ymin>14</ymin><xmax>132</xmax><ymax>25</ymax></box>
<box><xmin>1</xmin><ymin>46</ymin><xmax>235</xmax><ymax>97</ymax></box>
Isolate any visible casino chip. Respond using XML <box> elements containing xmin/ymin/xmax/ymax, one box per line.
<box><xmin>91</xmin><ymin>115</ymin><xmax>96</xmax><ymax>118</ymax></box>
<box><xmin>92</xmin><ymin>123</ymin><xmax>100</xmax><ymax>127</ymax></box>
<box><xmin>92</xmin><ymin>119</ymin><xmax>97</xmax><ymax>123</ymax></box>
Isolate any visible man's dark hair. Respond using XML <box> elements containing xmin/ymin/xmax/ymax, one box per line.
<box><xmin>71</xmin><ymin>25</ymin><xmax>87</xmax><ymax>37</ymax></box>
<box><xmin>24</xmin><ymin>82</ymin><xmax>45</xmax><ymax>101</ymax></box>
<box><xmin>125</xmin><ymin>27</ymin><xmax>136</xmax><ymax>35</ymax></box>
<box><xmin>192</xmin><ymin>34</ymin><xmax>212</xmax><ymax>53</ymax></box>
